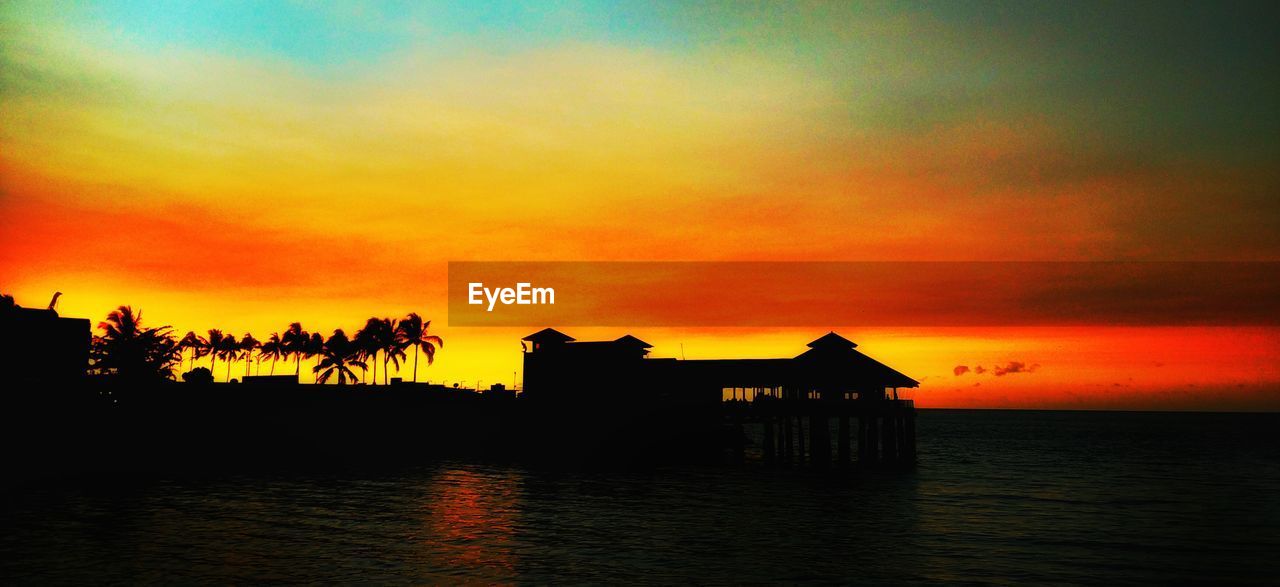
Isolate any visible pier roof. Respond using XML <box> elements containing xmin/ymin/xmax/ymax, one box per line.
<box><xmin>522</xmin><ymin>328</ymin><xmax>575</xmax><ymax>343</ymax></box>
<box><xmin>802</xmin><ymin>348</ymin><xmax>920</xmax><ymax>389</ymax></box>
<box><xmin>613</xmin><ymin>334</ymin><xmax>653</xmax><ymax>349</ymax></box>
<box><xmin>807</xmin><ymin>331</ymin><xmax>857</xmax><ymax>349</ymax></box>
<box><xmin>522</xmin><ymin>329</ymin><xmax>919</xmax><ymax>393</ymax></box>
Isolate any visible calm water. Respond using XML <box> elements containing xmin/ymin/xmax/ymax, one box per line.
<box><xmin>3</xmin><ymin>410</ymin><xmax>1279</xmax><ymax>585</ymax></box>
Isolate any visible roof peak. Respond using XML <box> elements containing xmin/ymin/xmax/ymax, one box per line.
<box><xmin>613</xmin><ymin>334</ymin><xmax>653</xmax><ymax>348</ymax></box>
<box><xmin>522</xmin><ymin>328</ymin><xmax>575</xmax><ymax>343</ymax></box>
<box><xmin>807</xmin><ymin>331</ymin><xmax>857</xmax><ymax>349</ymax></box>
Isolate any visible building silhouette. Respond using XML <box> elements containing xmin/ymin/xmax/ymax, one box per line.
<box><xmin>1</xmin><ymin>305</ymin><xmax>90</xmax><ymax>382</ymax></box>
<box><xmin>520</xmin><ymin>328</ymin><xmax>920</xmax><ymax>466</ymax></box>
<box><xmin>521</xmin><ymin>328</ymin><xmax>918</xmax><ymax>404</ymax></box>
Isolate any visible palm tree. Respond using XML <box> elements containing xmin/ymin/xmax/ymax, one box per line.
<box><xmin>380</xmin><ymin>318</ymin><xmax>406</xmax><ymax>385</ymax></box>
<box><xmin>281</xmin><ymin>322</ymin><xmax>308</xmax><ymax>379</ymax></box>
<box><xmin>217</xmin><ymin>333</ymin><xmax>239</xmax><ymax>381</ymax></box>
<box><xmin>92</xmin><ymin>306</ymin><xmax>180</xmax><ymax>380</ymax></box>
<box><xmin>259</xmin><ymin>333</ymin><xmax>283</xmax><ymax>375</ymax></box>
<box><xmin>239</xmin><ymin>333</ymin><xmax>260</xmax><ymax>378</ymax></box>
<box><xmin>306</xmin><ymin>332</ymin><xmax>325</xmax><ymax>383</ymax></box>
<box><xmin>396</xmin><ymin>313</ymin><xmax>444</xmax><ymax>382</ymax></box>
<box><xmin>313</xmin><ymin>329</ymin><xmax>367</xmax><ymax>385</ymax></box>
<box><xmin>178</xmin><ymin>331</ymin><xmax>203</xmax><ymax>373</ymax></box>
<box><xmin>204</xmin><ymin>329</ymin><xmax>226</xmax><ymax>377</ymax></box>
<box><xmin>353</xmin><ymin>317</ymin><xmax>392</xmax><ymax>385</ymax></box>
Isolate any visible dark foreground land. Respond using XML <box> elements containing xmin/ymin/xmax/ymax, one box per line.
<box><xmin>2</xmin><ymin>381</ymin><xmax>724</xmax><ymax>481</ymax></box>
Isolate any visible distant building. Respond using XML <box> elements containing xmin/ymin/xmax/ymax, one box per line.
<box><xmin>484</xmin><ymin>383</ymin><xmax>515</xmax><ymax>400</ymax></box>
<box><xmin>520</xmin><ymin>328</ymin><xmax>918</xmax><ymax>404</ymax></box>
<box><xmin>1</xmin><ymin>307</ymin><xmax>90</xmax><ymax>382</ymax></box>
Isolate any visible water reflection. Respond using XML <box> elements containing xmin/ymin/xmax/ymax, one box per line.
<box><xmin>3</xmin><ymin>412</ymin><xmax>1278</xmax><ymax>583</ymax></box>
<box><xmin>417</xmin><ymin>465</ymin><xmax>521</xmax><ymax>580</ymax></box>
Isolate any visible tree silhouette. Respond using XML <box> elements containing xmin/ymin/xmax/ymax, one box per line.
<box><xmin>259</xmin><ymin>332</ymin><xmax>283</xmax><ymax>376</ymax></box>
<box><xmin>380</xmin><ymin>318</ymin><xmax>406</xmax><ymax>385</ymax></box>
<box><xmin>396</xmin><ymin>313</ymin><xmax>443</xmax><ymax>383</ymax></box>
<box><xmin>217</xmin><ymin>333</ymin><xmax>239</xmax><ymax>381</ymax></box>
<box><xmin>306</xmin><ymin>332</ymin><xmax>324</xmax><ymax>383</ymax></box>
<box><xmin>178</xmin><ymin>331</ymin><xmax>202</xmax><ymax>373</ymax></box>
<box><xmin>67</xmin><ymin>306</ymin><xmax>446</xmax><ymax>385</ymax></box>
<box><xmin>203</xmin><ymin>329</ymin><xmax>226</xmax><ymax>377</ymax></box>
<box><xmin>239</xmin><ymin>333</ymin><xmax>260</xmax><ymax>378</ymax></box>
<box><xmin>281</xmin><ymin>322</ymin><xmax>308</xmax><ymax>378</ymax></box>
<box><xmin>182</xmin><ymin>366</ymin><xmax>213</xmax><ymax>384</ymax></box>
<box><xmin>313</xmin><ymin>329</ymin><xmax>367</xmax><ymax>385</ymax></box>
<box><xmin>91</xmin><ymin>306</ymin><xmax>179</xmax><ymax>380</ymax></box>
<box><xmin>354</xmin><ymin>317</ymin><xmax>392</xmax><ymax>385</ymax></box>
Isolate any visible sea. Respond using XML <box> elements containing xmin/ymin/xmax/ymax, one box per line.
<box><xmin>2</xmin><ymin>410</ymin><xmax>1278</xmax><ymax>585</ymax></box>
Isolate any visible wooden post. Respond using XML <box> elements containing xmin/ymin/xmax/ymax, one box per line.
<box><xmin>898</xmin><ymin>414</ymin><xmax>908</xmax><ymax>463</ymax></box>
<box><xmin>738</xmin><ymin>423</ymin><xmax>748</xmax><ymax>463</ymax></box>
<box><xmin>838</xmin><ymin>414</ymin><xmax>850</xmax><ymax>465</ymax></box>
<box><xmin>763</xmin><ymin>415</ymin><xmax>775</xmax><ymax>465</ymax></box>
<box><xmin>883</xmin><ymin>413</ymin><xmax>898</xmax><ymax>465</ymax></box>
<box><xmin>898</xmin><ymin>415</ymin><xmax>907</xmax><ymax>463</ymax></box>
<box><xmin>857</xmin><ymin>414</ymin><xmax>868</xmax><ymax>464</ymax></box>
<box><xmin>866</xmin><ymin>415</ymin><xmax>880</xmax><ymax>467</ymax></box>
<box><xmin>905</xmin><ymin>410</ymin><xmax>917</xmax><ymax>463</ymax></box>
<box><xmin>776</xmin><ymin>415</ymin><xmax>786</xmax><ymax>464</ymax></box>
<box><xmin>810</xmin><ymin>411</ymin><xmax>829</xmax><ymax>468</ymax></box>
<box><xmin>783</xmin><ymin>412</ymin><xmax>793</xmax><ymax>466</ymax></box>
<box><xmin>796</xmin><ymin>413</ymin><xmax>806</xmax><ymax>465</ymax></box>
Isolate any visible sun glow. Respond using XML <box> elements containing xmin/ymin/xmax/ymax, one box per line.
<box><xmin>3</xmin><ymin>1</ymin><xmax>1278</xmax><ymax>409</ymax></box>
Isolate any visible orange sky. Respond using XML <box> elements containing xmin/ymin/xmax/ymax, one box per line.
<box><xmin>2</xmin><ymin>2</ymin><xmax>1278</xmax><ymax>410</ymax></box>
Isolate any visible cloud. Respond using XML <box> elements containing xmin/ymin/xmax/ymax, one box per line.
<box><xmin>993</xmin><ymin>361</ymin><xmax>1039</xmax><ymax>376</ymax></box>
<box><xmin>956</xmin><ymin>361</ymin><xmax>1040</xmax><ymax>377</ymax></box>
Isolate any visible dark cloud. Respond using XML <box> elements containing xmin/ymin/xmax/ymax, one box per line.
<box><xmin>959</xmin><ymin>362</ymin><xmax>1040</xmax><ymax>377</ymax></box>
<box><xmin>993</xmin><ymin>361</ymin><xmax>1039</xmax><ymax>376</ymax></box>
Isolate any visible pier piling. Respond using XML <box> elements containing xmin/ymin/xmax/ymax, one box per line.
<box><xmin>746</xmin><ymin>397</ymin><xmax>914</xmax><ymax>470</ymax></box>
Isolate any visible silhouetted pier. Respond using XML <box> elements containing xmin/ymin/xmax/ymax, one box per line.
<box><xmin>726</xmin><ymin>396</ymin><xmax>916</xmax><ymax>468</ymax></box>
<box><xmin>522</xmin><ymin>329</ymin><xmax>919</xmax><ymax>469</ymax></box>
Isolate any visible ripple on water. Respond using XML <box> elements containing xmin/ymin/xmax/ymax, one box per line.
<box><xmin>2</xmin><ymin>410</ymin><xmax>1279</xmax><ymax>584</ymax></box>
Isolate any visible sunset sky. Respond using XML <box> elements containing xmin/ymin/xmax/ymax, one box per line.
<box><xmin>2</xmin><ymin>1</ymin><xmax>1278</xmax><ymax>409</ymax></box>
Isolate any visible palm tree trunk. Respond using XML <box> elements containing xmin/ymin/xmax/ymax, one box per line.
<box><xmin>211</xmin><ymin>355</ymin><xmax>217</xmax><ymax>379</ymax></box>
<box><xmin>413</xmin><ymin>345</ymin><xmax>419</xmax><ymax>382</ymax></box>
<box><xmin>270</xmin><ymin>357</ymin><xmax>276</xmax><ymax>376</ymax></box>
<box><xmin>226</xmin><ymin>360</ymin><xmax>232</xmax><ymax>382</ymax></box>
